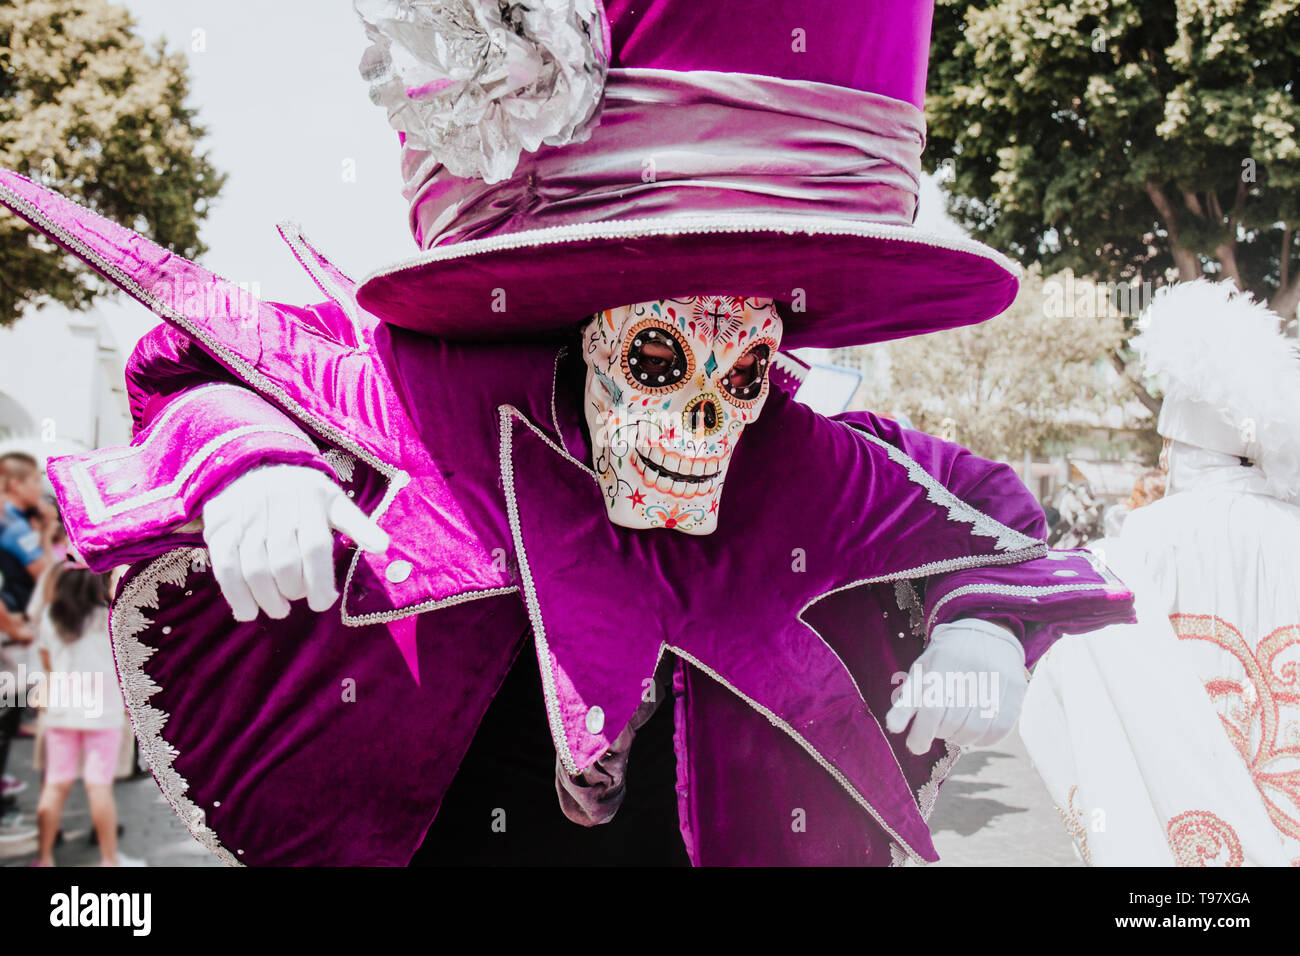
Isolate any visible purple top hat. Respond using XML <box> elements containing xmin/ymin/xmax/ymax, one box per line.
<box><xmin>354</xmin><ymin>0</ymin><xmax>1019</xmax><ymax>350</ymax></box>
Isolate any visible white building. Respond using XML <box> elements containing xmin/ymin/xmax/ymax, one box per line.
<box><xmin>0</xmin><ymin>302</ymin><xmax>135</xmax><ymax>463</ymax></box>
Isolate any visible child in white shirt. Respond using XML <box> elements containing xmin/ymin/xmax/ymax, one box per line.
<box><xmin>33</xmin><ymin>566</ymin><xmax>133</xmax><ymax>866</ymax></box>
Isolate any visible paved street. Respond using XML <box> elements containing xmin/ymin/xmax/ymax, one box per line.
<box><xmin>1</xmin><ymin>729</ymin><xmax>221</xmax><ymax>868</ymax></box>
<box><xmin>930</xmin><ymin>730</ymin><xmax>1082</xmax><ymax>867</ymax></box>
<box><xmin>1</xmin><ymin>719</ymin><xmax>1077</xmax><ymax>868</ymax></box>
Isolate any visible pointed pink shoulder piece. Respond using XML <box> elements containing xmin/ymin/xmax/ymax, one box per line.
<box><xmin>0</xmin><ymin>167</ymin><xmax>262</xmax><ymax>368</ymax></box>
<box><xmin>275</xmin><ymin>222</ymin><xmax>377</xmax><ymax>348</ymax></box>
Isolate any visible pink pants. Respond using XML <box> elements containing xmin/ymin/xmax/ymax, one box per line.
<box><xmin>44</xmin><ymin>726</ymin><xmax>123</xmax><ymax>786</ymax></box>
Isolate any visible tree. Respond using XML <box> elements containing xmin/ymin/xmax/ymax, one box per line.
<box><xmin>926</xmin><ymin>0</ymin><xmax>1300</xmax><ymax>333</ymax></box>
<box><xmin>0</xmin><ymin>0</ymin><xmax>225</xmax><ymax>325</ymax></box>
<box><xmin>856</xmin><ymin>268</ymin><xmax>1139</xmax><ymax>461</ymax></box>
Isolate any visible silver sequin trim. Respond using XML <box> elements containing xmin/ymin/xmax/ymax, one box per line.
<box><xmin>769</xmin><ymin>349</ymin><xmax>809</xmax><ymax>385</ymax></box>
<box><xmin>925</xmin><ymin>582</ymin><xmax>1115</xmax><ymax>633</ymax></box>
<box><xmin>275</xmin><ymin>222</ymin><xmax>369</xmax><ymax>350</ymax></box>
<box><xmin>498</xmin><ymin>404</ymin><xmax>594</xmax><ymax>776</ymax></box>
<box><xmin>888</xmin><ymin>741</ymin><xmax>965</xmax><ymax>867</ymax></box>
<box><xmin>338</xmin><ymin>465</ymin><xmax>518</xmax><ymax>626</ymax></box>
<box><xmin>321</xmin><ymin>448</ymin><xmax>358</xmax><ymax>484</ymax></box>
<box><xmin>664</xmin><ymin>642</ymin><xmax>927</xmax><ymax>866</ymax></box>
<box><xmin>893</xmin><ymin>579</ymin><xmax>925</xmax><ymax>637</ymax></box>
<box><xmin>111</xmin><ymin>547</ymin><xmax>242</xmax><ymax>867</ymax></box>
<box><xmin>917</xmin><ymin>742</ymin><xmax>964</xmax><ymax>821</ymax></box>
<box><xmin>837</xmin><ymin>420</ymin><xmax>1038</xmax><ymax>552</ymax></box>
<box><xmin>365</xmin><ymin>212</ymin><xmax>1022</xmax><ymax>282</ymax></box>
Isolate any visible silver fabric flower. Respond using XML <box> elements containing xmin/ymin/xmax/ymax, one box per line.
<box><xmin>355</xmin><ymin>0</ymin><xmax>610</xmax><ymax>183</ymax></box>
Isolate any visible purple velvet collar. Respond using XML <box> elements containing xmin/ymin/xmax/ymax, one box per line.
<box><xmin>496</xmin><ymin>353</ymin><xmax>1044</xmax><ymax>858</ymax></box>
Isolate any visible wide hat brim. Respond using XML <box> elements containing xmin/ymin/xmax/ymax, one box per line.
<box><xmin>355</xmin><ymin>214</ymin><xmax>1020</xmax><ymax>350</ymax></box>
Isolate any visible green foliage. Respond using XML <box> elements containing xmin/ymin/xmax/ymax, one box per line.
<box><xmin>858</xmin><ymin>268</ymin><xmax>1137</xmax><ymax>460</ymax></box>
<box><xmin>0</xmin><ymin>0</ymin><xmax>225</xmax><ymax>325</ymax></box>
<box><xmin>927</xmin><ymin>0</ymin><xmax>1300</xmax><ymax>320</ymax></box>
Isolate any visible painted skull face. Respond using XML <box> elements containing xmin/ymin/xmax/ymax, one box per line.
<box><xmin>581</xmin><ymin>295</ymin><xmax>784</xmax><ymax>535</ymax></box>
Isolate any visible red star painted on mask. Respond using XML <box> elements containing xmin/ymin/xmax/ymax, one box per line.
<box><xmin>627</xmin><ymin>489</ymin><xmax>646</xmax><ymax>506</ymax></box>
<box><xmin>709</xmin><ymin>498</ymin><xmax>719</xmax><ymax>513</ymax></box>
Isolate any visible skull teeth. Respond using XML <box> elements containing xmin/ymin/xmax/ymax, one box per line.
<box><xmin>633</xmin><ymin>446</ymin><xmax>721</xmax><ymax>484</ymax></box>
<box><xmin>630</xmin><ymin>450</ymin><xmax>723</xmax><ymax>499</ymax></box>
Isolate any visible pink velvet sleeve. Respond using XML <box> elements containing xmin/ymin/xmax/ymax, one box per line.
<box><xmin>47</xmin><ymin>324</ymin><xmax>337</xmax><ymax>573</ymax></box>
<box><xmin>832</xmin><ymin>410</ymin><xmax>1134</xmax><ymax>665</ymax></box>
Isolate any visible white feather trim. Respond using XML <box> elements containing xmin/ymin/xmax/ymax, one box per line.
<box><xmin>1133</xmin><ymin>278</ymin><xmax>1300</xmax><ymax>500</ymax></box>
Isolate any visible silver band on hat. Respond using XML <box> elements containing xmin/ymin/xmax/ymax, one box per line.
<box><xmin>401</xmin><ymin>68</ymin><xmax>927</xmax><ymax>251</ymax></box>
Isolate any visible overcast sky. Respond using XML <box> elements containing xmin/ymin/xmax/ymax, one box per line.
<box><xmin>95</xmin><ymin>1</ymin><xmax>962</xmax><ymax>349</ymax></box>
<box><xmin>97</xmin><ymin>0</ymin><xmax>411</xmax><ymax>346</ymax></box>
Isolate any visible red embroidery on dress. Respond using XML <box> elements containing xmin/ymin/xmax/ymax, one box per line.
<box><xmin>1171</xmin><ymin>614</ymin><xmax>1300</xmax><ymax>846</ymax></box>
<box><xmin>1166</xmin><ymin>810</ymin><xmax>1245</xmax><ymax>867</ymax></box>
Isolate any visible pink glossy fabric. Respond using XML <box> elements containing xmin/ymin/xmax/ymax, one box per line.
<box><xmin>403</xmin><ymin>71</ymin><xmax>927</xmax><ymax>250</ymax></box>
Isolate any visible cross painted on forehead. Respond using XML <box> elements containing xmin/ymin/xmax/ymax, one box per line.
<box><xmin>691</xmin><ymin>295</ymin><xmax>748</xmax><ymax>345</ymax></box>
<box><xmin>702</xmin><ymin>298</ymin><xmax>735</xmax><ymax>335</ymax></box>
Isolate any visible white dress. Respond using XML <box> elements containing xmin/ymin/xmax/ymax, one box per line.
<box><xmin>1020</xmin><ymin>446</ymin><xmax>1300</xmax><ymax>866</ymax></box>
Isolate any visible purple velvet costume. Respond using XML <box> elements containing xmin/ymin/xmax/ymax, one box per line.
<box><xmin>0</xmin><ymin>165</ymin><xmax>1134</xmax><ymax>865</ymax></box>
<box><xmin>0</xmin><ymin>0</ymin><xmax>1136</xmax><ymax>865</ymax></box>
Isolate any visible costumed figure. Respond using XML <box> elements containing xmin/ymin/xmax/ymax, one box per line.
<box><xmin>0</xmin><ymin>0</ymin><xmax>1135</xmax><ymax>866</ymax></box>
<box><xmin>1101</xmin><ymin>469</ymin><xmax>1167</xmax><ymax>538</ymax></box>
<box><xmin>1021</xmin><ymin>279</ymin><xmax>1300</xmax><ymax>867</ymax></box>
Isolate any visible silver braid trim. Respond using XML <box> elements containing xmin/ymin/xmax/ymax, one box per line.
<box><xmin>837</xmin><ymin>420</ymin><xmax>1038</xmax><ymax>552</ymax></box>
<box><xmin>926</xmin><ymin>581</ymin><xmax>1114</xmax><ymax>633</ymax></box>
<box><xmin>888</xmin><ymin>741</ymin><xmax>965</xmax><ymax>867</ymax></box>
<box><xmin>322</xmin><ymin>448</ymin><xmax>358</xmax><ymax>483</ymax></box>
<box><xmin>111</xmin><ymin>547</ymin><xmax>243</xmax><ymax>867</ymax></box>
<box><xmin>893</xmin><ymin>579</ymin><xmax>925</xmax><ymax>637</ymax></box>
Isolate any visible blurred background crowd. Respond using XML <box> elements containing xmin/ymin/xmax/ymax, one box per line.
<box><xmin>0</xmin><ymin>451</ymin><xmax>144</xmax><ymax>866</ymax></box>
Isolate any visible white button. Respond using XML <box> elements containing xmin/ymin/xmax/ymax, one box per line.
<box><xmin>1046</xmin><ymin>551</ymin><xmax>1069</xmax><ymax>560</ymax></box>
<box><xmin>385</xmin><ymin>560</ymin><xmax>413</xmax><ymax>583</ymax></box>
<box><xmin>1053</xmin><ymin>569</ymin><xmax>1079</xmax><ymax>577</ymax></box>
<box><xmin>585</xmin><ymin>706</ymin><xmax>605</xmax><ymax>735</ymax></box>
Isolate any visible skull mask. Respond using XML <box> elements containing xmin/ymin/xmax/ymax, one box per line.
<box><xmin>581</xmin><ymin>295</ymin><xmax>784</xmax><ymax>535</ymax></box>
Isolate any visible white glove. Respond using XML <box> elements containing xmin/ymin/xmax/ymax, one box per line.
<box><xmin>885</xmin><ymin>618</ymin><xmax>1027</xmax><ymax>754</ymax></box>
<box><xmin>201</xmin><ymin>464</ymin><xmax>389</xmax><ymax>622</ymax></box>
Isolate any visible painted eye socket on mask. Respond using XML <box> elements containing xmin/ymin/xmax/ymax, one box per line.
<box><xmin>621</xmin><ymin>320</ymin><xmax>694</xmax><ymax>392</ymax></box>
<box><xmin>719</xmin><ymin>341</ymin><xmax>773</xmax><ymax>407</ymax></box>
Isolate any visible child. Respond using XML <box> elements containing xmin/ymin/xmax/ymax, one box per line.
<box><xmin>32</xmin><ymin>564</ymin><xmax>141</xmax><ymax>866</ymax></box>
